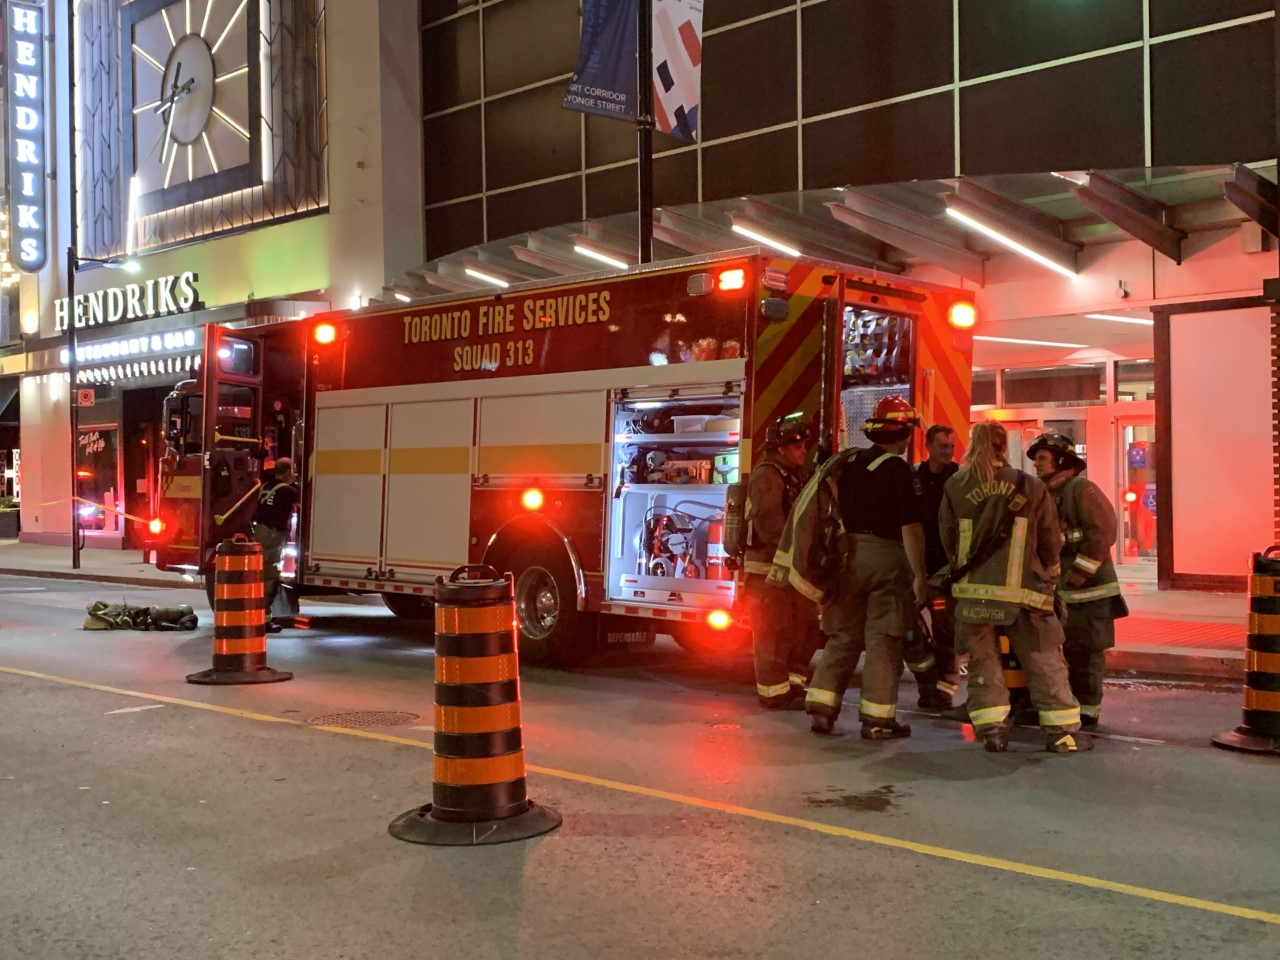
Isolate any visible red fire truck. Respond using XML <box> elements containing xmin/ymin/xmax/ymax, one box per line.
<box><xmin>150</xmin><ymin>251</ymin><xmax>976</xmax><ymax>666</ymax></box>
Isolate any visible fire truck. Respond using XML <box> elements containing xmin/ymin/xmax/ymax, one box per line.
<box><xmin>150</xmin><ymin>251</ymin><xmax>976</xmax><ymax>666</ymax></box>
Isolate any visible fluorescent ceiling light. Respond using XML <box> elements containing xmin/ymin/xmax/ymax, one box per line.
<box><xmin>730</xmin><ymin>223</ymin><xmax>801</xmax><ymax>258</ymax></box>
<box><xmin>974</xmin><ymin>335</ymin><xmax>1088</xmax><ymax>348</ymax></box>
<box><xmin>574</xmin><ymin>244</ymin><xmax>629</xmax><ymax>270</ymax></box>
<box><xmin>1085</xmin><ymin>313</ymin><xmax>1154</xmax><ymax>325</ymax></box>
<box><xmin>464</xmin><ymin>268</ymin><xmax>510</xmax><ymax>288</ymax></box>
<box><xmin>945</xmin><ymin>207</ymin><xmax>1078</xmax><ymax>280</ymax></box>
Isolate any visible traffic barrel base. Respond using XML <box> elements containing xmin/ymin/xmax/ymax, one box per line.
<box><xmin>1213</xmin><ymin>548</ymin><xmax>1280</xmax><ymax>757</ymax></box>
<box><xmin>1211</xmin><ymin>726</ymin><xmax>1280</xmax><ymax>755</ymax></box>
<box><xmin>389</xmin><ymin>565</ymin><xmax>562</xmax><ymax>847</ymax></box>
<box><xmin>388</xmin><ymin>800</ymin><xmax>562</xmax><ymax>847</ymax></box>
<box><xmin>187</xmin><ymin>536</ymin><xmax>293</xmax><ymax>686</ymax></box>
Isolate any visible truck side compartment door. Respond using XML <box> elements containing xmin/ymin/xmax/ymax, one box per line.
<box><xmin>307</xmin><ymin>403</ymin><xmax>387</xmax><ymax>579</ymax></box>
<box><xmin>380</xmin><ymin>399</ymin><xmax>475</xmax><ymax>583</ymax></box>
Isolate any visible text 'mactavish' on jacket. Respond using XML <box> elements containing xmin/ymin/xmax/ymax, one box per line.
<box><xmin>769</xmin><ymin>448</ymin><xmax>859</xmax><ymax>603</ymax></box>
<box><xmin>1054</xmin><ymin>475</ymin><xmax>1122</xmax><ymax>606</ymax></box>
<box><xmin>939</xmin><ymin>465</ymin><xmax>1062</xmax><ymax>621</ymax></box>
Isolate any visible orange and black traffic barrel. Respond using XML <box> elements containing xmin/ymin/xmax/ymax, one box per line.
<box><xmin>389</xmin><ymin>565</ymin><xmax>561</xmax><ymax>846</ymax></box>
<box><xmin>1213</xmin><ymin>547</ymin><xmax>1280</xmax><ymax>755</ymax></box>
<box><xmin>186</xmin><ymin>536</ymin><xmax>292</xmax><ymax>686</ymax></box>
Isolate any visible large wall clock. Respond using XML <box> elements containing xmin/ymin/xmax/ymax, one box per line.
<box><xmin>123</xmin><ymin>0</ymin><xmax>262</xmax><ymax>217</ymax></box>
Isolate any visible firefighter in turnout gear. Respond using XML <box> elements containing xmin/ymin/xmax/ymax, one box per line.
<box><xmin>940</xmin><ymin>422</ymin><xmax>1090</xmax><ymax>753</ymax></box>
<box><xmin>1028</xmin><ymin>433</ymin><xmax>1129</xmax><ymax>729</ymax></box>
<box><xmin>745</xmin><ymin>414</ymin><xmax>821</xmax><ymax>709</ymax></box>
<box><xmin>805</xmin><ymin>396</ymin><xmax>929</xmax><ymax>739</ymax></box>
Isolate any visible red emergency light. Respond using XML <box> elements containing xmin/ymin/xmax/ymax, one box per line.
<box><xmin>1124</xmin><ymin>491</ymin><xmax>1138</xmax><ymax>503</ymax></box>
<box><xmin>521</xmin><ymin>488</ymin><xmax>545</xmax><ymax>511</ymax></box>
<box><xmin>707</xmin><ymin>609</ymin><xmax>732</xmax><ymax>631</ymax></box>
<box><xmin>717</xmin><ymin>269</ymin><xmax>746</xmax><ymax>292</ymax></box>
<box><xmin>148</xmin><ymin>518</ymin><xmax>164</xmax><ymax>535</ymax></box>
<box><xmin>948</xmin><ymin>302</ymin><xmax>977</xmax><ymax>330</ymax></box>
<box><xmin>313</xmin><ymin>322</ymin><xmax>337</xmax><ymax>345</ymax></box>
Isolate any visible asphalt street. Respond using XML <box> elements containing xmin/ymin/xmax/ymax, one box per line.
<box><xmin>2</xmin><ymin>574</ymin><xmax>1278</xmax><ymax>960</ymax></box>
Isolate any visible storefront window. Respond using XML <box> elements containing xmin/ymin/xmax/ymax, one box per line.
<box><xmin>76</xmin><ymin>426</ymin><xmax>121</xmax><ymax>535</ymax></box>
<box><xmin>972</xmin><ymin>369</ymin><xmax>996</xmax><ymax>406</ymax></box>
<box><xmin>1117</xmin><ymin>359</ymin><xmax>1155</xmax><ymax>401</ymax></box>
<box><xmin>1001</xmin><ymin>363</ymin><xmax>1106</xmax><ymax>407</ymax></box>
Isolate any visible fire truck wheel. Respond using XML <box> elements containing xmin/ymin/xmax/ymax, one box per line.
<box><xmin>382</xmin><ymin>593</ymin><xmax>435</xmax><ymax>621</ymax></box>
<box><xmin>203</xmin><ymin>574</ymin><xmax>216</xmax><ymax>610</ymax></box>
<box><xmin>512</xmin><ymin>547</ymin><xmax>596</xmax><ymax>667</ymax></box>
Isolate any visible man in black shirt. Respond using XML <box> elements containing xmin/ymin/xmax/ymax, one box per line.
<box><xmin>915</xmin><ymin>424</ymin><xmax>960</xmax><ymax>709</ymax></box>
<box><xmin>252</xmin><ymin>458</ymin><xmax>299</xmax><ymax>631</ymax></box>
<box><xmin>805</xmin><ymin>396</ymin><xmax>929</xmax><ymax>739</ymax></box>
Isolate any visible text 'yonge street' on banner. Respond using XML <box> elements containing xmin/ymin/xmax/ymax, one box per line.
<box><xmin>563</xmin><ymin>0</ymin><xmax>704</xmax><ymax>142</ymax></box>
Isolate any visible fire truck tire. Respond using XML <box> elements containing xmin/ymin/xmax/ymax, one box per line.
<box><xmin>511</xmin><ymin>547</ymin><xmax>597</xmax><ymax>668</ymax></box>
<box><xmin>382</xmin><ymin>593</ymin><xmax>435</xmax><ymax>621</ymax></box>
<box><xmin>203</xmin><ymin>574</ymin><xmax>216</xmax><ymax>610</ymax></box>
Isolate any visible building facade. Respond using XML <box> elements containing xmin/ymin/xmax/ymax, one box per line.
<box><xmin>414</xmin><ymin>0</ymin><xmax>1280</xmax><ymax>590</ymax></box>
<box><xmin>3</xmin><ymin>0</ymin><xmax>423</xmax><ymax>548</ymax></box>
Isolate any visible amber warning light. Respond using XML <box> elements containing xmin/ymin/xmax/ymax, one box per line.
<box><xmin>313</xmin><ymin>322</ymin><xmax>337</xmax><ymax>345</ymax></box>
<box><xmin>948</xmin><ymin>302</ymin><xmax>977</xmax><ymax>330</ymax></box>
<box><xmin>521</xmin><ymin>488</ymin><xmax>545</xmax><ymax>511</ymax></box>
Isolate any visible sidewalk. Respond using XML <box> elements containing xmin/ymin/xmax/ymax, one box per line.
<box><xmin>0</xmin><ymin>541</ymin><xmax>1252</xmax><ymax>680</ymax></box>
<box><xmin>0</xmin><ymin>540</ymin><xmax>191</xmax><ymax>588</ymax></box>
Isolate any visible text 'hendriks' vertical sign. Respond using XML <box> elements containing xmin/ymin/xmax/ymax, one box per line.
<box><xmin>7</xmin><ymin>1</ymin><xmax>48</xmax><ymax>272</ymax></box>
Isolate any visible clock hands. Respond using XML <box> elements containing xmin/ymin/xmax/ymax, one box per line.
<box><xmin>156</xmin><ymin>62</ymin><xmax>196</xmax><ymax>167</ymax></box>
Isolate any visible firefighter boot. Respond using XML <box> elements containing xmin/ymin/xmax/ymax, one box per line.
<box><xmin>861</xmin><ymin>720</ymin><xmax>911</xmax><ymax>741</ymax></box>
<box><xmin>1046</xmin><ymin>732</ymin><xmax>1094</xmax><ymax>753</ymax></box>
<box><xmin>917</xmin><ymin>687</ymin><xmax>953</xmax><ymax>712</ymax></box>
<box><xmin>809</xmin><ymin>712</ymin><xmax>836</xmax><ymax>736</ymax></box>
<box><xmin>983</xmin><ymin>729</ymin><xmax>1010</xmax><ymax>752</ymax></box>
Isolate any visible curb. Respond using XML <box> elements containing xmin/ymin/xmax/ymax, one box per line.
<box><xmin>0</xmin><ymin>566</ymin><xmax>190</xmax><ymax>590</ymax></box>
<box><xmin>1108</xmin><ymin>648</ymin><xmax>1243</xmax><ymax>683</ymax></box>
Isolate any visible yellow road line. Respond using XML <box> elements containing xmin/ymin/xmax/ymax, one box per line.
<box><xmin>3</xmin><ymin>663</ymin><xmax>1278</xmax><ymax>927</ymax></box>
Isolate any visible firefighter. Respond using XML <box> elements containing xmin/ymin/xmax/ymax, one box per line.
<box><xmin>914</xmin><ymin>424</ymin><xmax>960</xmax><ymax>710</ymax></box>
<box><xmin>744</xmin><ymin>414</ymin><xmax>821</xmax><ymax>709</ymax></box>
<box><xmin>805</xmin><ymin>396</ymin><xmax>928</xmax><ymax>739</ymax></box>
<box><xmin>251</xmin><ymin>457</ymin><xmax>299</xmax><ymax>633</ymax></box>
<box><xmin>1028</xmin><ymin>433</ymin><xmax>1129</xmax><ymax>729</ymax></box>
<box><xmin>939</xmin><ymin>422</ymin><xmax>1090</xmax><ymax>753</ymax></box>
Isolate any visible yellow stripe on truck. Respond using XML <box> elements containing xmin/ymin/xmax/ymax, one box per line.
<box><xmin>478</xmin><ymin>443</ymin><xmax>605</xmax><ymax>476</ymax></box>
<box><xmin>314</xmin><ymin>449</ymin><xmax>382</xmax><ymax>476</ymax></box>
<box><xmin>389</xmin><ymin>447</ymin><xmax>471</xmax><ymax>475</ymax></box>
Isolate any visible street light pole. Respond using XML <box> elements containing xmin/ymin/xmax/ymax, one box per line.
<box><xmin>66</xmin><ymin>0</ymin><xmax>80</xmax><ymax>569</ymax></box>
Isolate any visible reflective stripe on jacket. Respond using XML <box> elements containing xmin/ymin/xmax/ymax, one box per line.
<box><xmin>939</xmin><ymin>465</ymin><xmax>1061</xmax><ymax>618</ymax></box>
<box><xmin>1055</xmin><ymin>474</ymin><xmax>1122</xmax><ymax>605</ymax></box>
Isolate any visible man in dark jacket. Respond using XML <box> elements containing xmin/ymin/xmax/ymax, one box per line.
<box><xmin>915</xmin><ymin>424</ymin><xmax>960</xmax><ymax>709</ymax></box>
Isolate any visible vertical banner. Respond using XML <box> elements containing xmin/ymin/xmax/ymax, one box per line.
<box><xmin>652</xmin><ymin>0</ymin><xmax>703</xmax><ymax>141</ymax></box>
<box><xmin>6</xmin><ymin>0</ymin><xmax>49</xmax><ymax>272</ymax></box>
<box><xmin>563</xmin><ymin>0</ymin><xmax>638</xmax><ymax>122</ymax></box>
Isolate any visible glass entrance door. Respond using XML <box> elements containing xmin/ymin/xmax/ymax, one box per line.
<box><xmin>1117</xmin><ymin>417</ymin><xmax>1157</xmax><ymax>577</ymax></box>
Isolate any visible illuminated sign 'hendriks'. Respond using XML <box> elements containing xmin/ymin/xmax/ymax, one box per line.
<box><xmin>7</xmin><ymin>1</ymin><xmax>48</xmax><ymax>272</ymax></box>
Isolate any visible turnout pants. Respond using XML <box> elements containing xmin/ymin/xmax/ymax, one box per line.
<box><xmin>746</xmin><ymin>573</ymin><xmax>821</xmax><ymax>701</ymax></box>
<box><xmin>250</xmin><ymin>523</ymin><xmax>287</xmax><ymax>616</ymax></box>
<box><xmin>806</xmin><ymin>535</ymin><xmax>911</xmax><ymax>726</ymax></box>
<box><xmin>926</xmin><ymin>591</ymin><xmax>960</xmax><ymax>697</ymax></box>
<box><xmin>961</xmin><ymin>608</ymin><xmax>1081</xmax><ymax>735</ymax></box>
<box><xmin>1063</xmin><ymin>610</ymin><xmax>1115</xmax><ymax>721</ymax></box>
